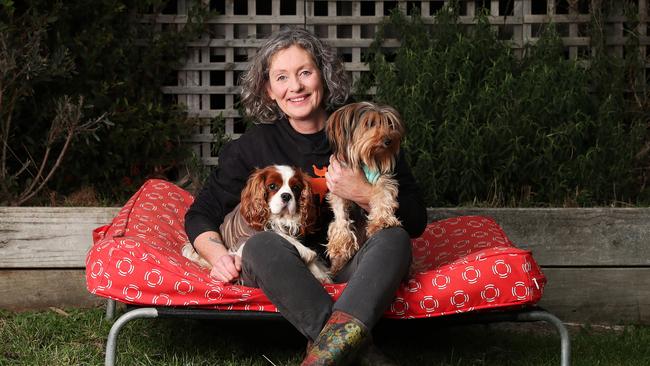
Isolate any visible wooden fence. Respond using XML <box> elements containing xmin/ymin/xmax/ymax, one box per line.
<box><xmin>153</xmin><ymin>0</ymin><xmax>649</xmax><ymax>166</ymax></box>
<box><xmin>1</xmin><ymin>207</ymin><xmax>648</xmax><ymax>324</ymax></box>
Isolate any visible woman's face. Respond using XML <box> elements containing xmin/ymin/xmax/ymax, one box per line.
<box><xmin>266</xmin><ymin>45</ymin><xmax>325</xmax><ymax>129</ymax></box>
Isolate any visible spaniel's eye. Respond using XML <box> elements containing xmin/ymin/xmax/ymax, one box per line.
<box><xmin>291</xmin><ymin>185</ymin><xmax>302</xmax><ymax>192</ymax></box>
<box><xmin>268</xmin><ymin>183</ymin><xmax>278</xmax><ymax>191</ymax></box>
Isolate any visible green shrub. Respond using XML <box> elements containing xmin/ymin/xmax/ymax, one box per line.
<box><xmin>357</xmin><ymin>4</ymin><xmax>649</xmax><ymax>207</ymax></box>
<box><xmin>1</xmin><ymin>0</ymin><xmax>209</xmax><ymax>205</ymax></box>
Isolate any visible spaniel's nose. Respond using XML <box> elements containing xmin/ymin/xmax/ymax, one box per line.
<box><xmin>281</xmin><ymin>193</ymin><xmax>292</xmax><ymax>202</ymax></box>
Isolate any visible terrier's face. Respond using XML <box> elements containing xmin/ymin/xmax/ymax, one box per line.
<box><xmin>327</xmin><ymin>102</ymin><xmax>404</xmax><ymax>174</ymax></box>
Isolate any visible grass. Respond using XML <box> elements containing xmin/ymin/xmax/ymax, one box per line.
<box><xmin>1</xmin><ymin>306</ymin><xmax>649</xmax><ymax>365</ymax></box>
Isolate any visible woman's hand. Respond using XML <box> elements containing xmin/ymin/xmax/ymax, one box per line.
<box><xmin>193</xmin><ymin>231</ymin><xmax>242</xmax><ymax>282</ymax></box>
<box><xmin>209</xmin><ymin>254</ymin><xmax>242</xmax><ymax>283</ymax></box>
<box><xmin>326</xmin><ymin>156</ymin><xmax>372</xmax><ymax>211</ymax></box>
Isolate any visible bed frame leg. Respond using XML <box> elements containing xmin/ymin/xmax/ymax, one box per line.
<box><xmin>105</xmin><ymin>308</ymin><xmax>159</xmax><ymax>366</ymax></box>
<box><xmin>516</xmin><ymin>310</ymin><xmax>571</xmax><ymax>366</ymax></box>
<box><xmin>105</xmin><ymin>299</ymin><xmax>116</xmax><ymax>321</ymax></box>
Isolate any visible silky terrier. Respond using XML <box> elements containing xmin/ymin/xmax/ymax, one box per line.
<box><xmin>325</xmin><ymin>102</ymin><xmax>405</xmax><ymax>274</ymax></box>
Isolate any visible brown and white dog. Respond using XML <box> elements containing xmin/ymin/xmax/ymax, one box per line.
<box><xmin>325</xmin><ymin>102</ymin><xmax>405</xmax><ymax>274</ymax></box>
<box><xmin>182</xmin><ymin>165</ymin><xmax>332</xmax><ymax>283</ymax></box>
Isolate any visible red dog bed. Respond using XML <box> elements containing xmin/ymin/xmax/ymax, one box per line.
<box><xmin>86</xmin><ymin>179</ymin><xmax>546</xmax><ymax>318</ymax></box>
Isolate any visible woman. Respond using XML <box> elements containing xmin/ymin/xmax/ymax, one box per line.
<box><xmin>184</xmin><ymin>27</ymin><xmax>427</xmax><ymax>365</ymax></box>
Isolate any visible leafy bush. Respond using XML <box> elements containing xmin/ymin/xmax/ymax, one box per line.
<box><xmin>1</xmin><ymin>0</ymin><xmax>209</xmax><ymax>205</ymax></box>
<box><xmin>357</xmin><ymin>4</ymin><xmax>649</xmax><ymax>207</ymax></box>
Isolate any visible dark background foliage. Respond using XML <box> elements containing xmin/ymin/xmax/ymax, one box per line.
<box><xmin>356</xmin><ymin>5</ymin><xmax>649</xmax><ymax>207</ymax></box>
<box><xmin>2</xmin><ymin>0</ymin><xmax>648</xmax><ymax>207</ymax></box>
<box><xmin>1</xmin><ymin>0</ymin><xmax>208</xmax><ymax>204</ymax></box>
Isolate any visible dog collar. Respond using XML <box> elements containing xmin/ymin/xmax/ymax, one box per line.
<box><xmin>362</xmin><ymin>164</ymin><xmax>380</xmax><ymax>185</ymax></box>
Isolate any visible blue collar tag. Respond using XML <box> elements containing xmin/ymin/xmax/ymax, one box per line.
<box><xmin>362</xmin><ymin>164</ymin><xmax>380</xmax><ymax>185</ymax></box>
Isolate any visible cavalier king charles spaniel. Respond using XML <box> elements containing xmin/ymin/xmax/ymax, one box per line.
<box><xmin>182</xmin><ymin>165</ymin><xmax>332</xmax><ymax>283</ymax></box>
<box><xmin>325</xmin><ymin>102</ymin><xmax>405</xmax><ymax>274</ymax></box>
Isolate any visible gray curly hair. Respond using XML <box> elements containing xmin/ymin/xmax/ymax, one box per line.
<box><xmin>239</xmin><ymin>27</ymin><xmax>350</xmax><ymax>123</ymax></box>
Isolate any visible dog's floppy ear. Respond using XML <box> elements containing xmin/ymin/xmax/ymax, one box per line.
<box><xmin>296</xmin><ymin>169</ymin><xmax>317</xmax><ymax>236</ymax></box>
<box><xmin>240</xmin><ymin>168</ymin><xmax>270</xmax><ymax>231</ymax></box>
<box><xmin>326</xmin><ymin>105</ymin><xmax>353</xmax><ymax>164</ymax></box>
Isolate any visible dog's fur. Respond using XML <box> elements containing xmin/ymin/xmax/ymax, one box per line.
<box><xmin>325</xmin><ymin>102</ymin><xmax>405</xmax><ymax>274</ymax></box>
<box><xmin>182</xmin><ymin>165</ymin><xmax>331</xmax><ymax>283</ymax></box>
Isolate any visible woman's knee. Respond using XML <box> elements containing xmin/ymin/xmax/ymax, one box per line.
<box><xmin>369</xmin><ymin>227</ymin><xmax>411</xmax><ymax>255</ymax></box>
<box><xmin>241</xmin><ymin>231</ymin><xmax>299</xmax><ymax>266</ymax></box>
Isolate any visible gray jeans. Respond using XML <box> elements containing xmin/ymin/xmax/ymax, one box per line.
<box><xmin>240</xmin><ymin>227</ymin><xmax>412</xmax><ymax>341</ymax></box>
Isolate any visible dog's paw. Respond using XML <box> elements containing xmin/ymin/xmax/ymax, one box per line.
<box><xmin>301</xmin><ymin>248</ymin><xmax>317</xmax><ymax>263</ymax></box>
<box><xmin>366</xmin><ymin>215</ymin><xmax>402</xmax><ymax>237</ymax></box>
<box><xmin>327</xmin><ymin>221</ymin><xmax>358</xmax><ymax>250</ymax></box>
<box><xmin>309</xmin><ymin>261</ymin><xmax>333</xmax><ymax>284</ymax></box>
<box><xmin>326</xmin><ymin>220</ymin><xmax>360</xmax><ymax>275</ymax></box>
<box><xmin>328</xmin><ymin>257</ymin><xmax>347</xmax><ymax>276</ymax></box>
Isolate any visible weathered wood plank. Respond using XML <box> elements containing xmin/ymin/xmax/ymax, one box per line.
<box><xmin>0</xmin><ymin>269</ymin><xmax>103</xmax><ymax>310</ymax></box>
<box><xmin>539</xmin><ymin>268</ymin><xmax>650</xmax><ymax>325</ymax></box>
<box><xmin>2</xmin><ymin>207</ymin><xmax>649</xmax><ymax>268</ymax></box>
<box><xmin>428</xmin><ymin>208</ymin><xmax>650</xmax><ymax>267</ymax></box>
<box><xmin>2</xmin><ymin>267</ymin><xmax>647</xmax><ymax>325</ymax></box>
<box><xmin>0</xmin><ymin>207</ymin><xmax>120</xmax><ymax>268</ymax></box>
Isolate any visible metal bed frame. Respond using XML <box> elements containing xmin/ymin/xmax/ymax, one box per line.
<box><xmin>103</xmin><ymin>299</ymin><xmax>571</xmax><ymax>366</ymax></box>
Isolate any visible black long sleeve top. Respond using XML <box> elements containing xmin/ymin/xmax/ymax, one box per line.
<box><xmin>184</xmin><ymin>118</ymin><xmax>427</xmax><ymax>255</ymax></box>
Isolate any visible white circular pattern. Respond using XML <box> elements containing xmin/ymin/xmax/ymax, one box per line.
<box><xmin>168</xmin><ymin>191</ymin><xmax>183</xmax><ymax>201</ymax></box>
<box><xmin>481</xmin><ymin>284</ymin><xmax>500</xmax><ymax>302</ymax></box>
<box><xmin>419</xmin><ymin>296</ymin><xmax>439</xmax><ymax>313</ymax></box>
<box><xmin>96</xmin><ymin>273</ymin><xmax>112</xmax><ymax>291</ymax></box>
<box><xmin>134</xmin><ymin>223</ymin><xmax>151</xmax><ymax>233</ymax></box>
<box><xmin>140</xmin><ymin>202</ymin><xmax>157</xmax><ymax>211</ymax></box>
<box><xmin>461</xmin><ymin>266</ymin><xmax>481</xmax><ymax>284</ymax></box>
<box><xmin>471</xmin><ymin>231</ymin><xmax>488</xmax><ymax>239</ymax></box>
<box><xmin>431</xmin><ymin>238</ymin><xmax>449</xmax><ymax>248</ymax></box>
<box><xmin>90</xmin><ymin>260</ymin><xmax>104</xmax><ymax>279</ymax></box>
<box><xmin>475</xmin><ymin>241</ymin><xmax>491</xmax><ymax>249</ymax></box>
<box><xmin>174</xmin><ymin>279</ymin><xmax>194</xmax><ymax>295</ymax></box>
<box><xmin>406</xmin><ymin>279</ymin><xmax>421</xmax><ymax>293</ymax></box>
<box><xmin>159</xmin><ymin>214</ymin><xmax>174</xmax><ymax>226</ymax></box>
<box><xmin>123</xmin><ymin>284</ymin><xmax>142</xmax><ymax>301</ymax></box>
<box><xmin>432</xmin><ymin>273</ymin><xmax>451</xmax><ymax>290</ymax></box>
<box><xmin>412</xmin><ymin>238</ymin><xmax>429</xmax><ymax>251</ymax></box>
<box><xmin>145</xmin><ymin>269</ymin><xmax>164</xmax><ymax>288</ymax></box>
<box><xmin>152</xmin><ymin>182</ymin><xmax>170</xmax><ymax>190</ymax></box>
<box><xmin>390</xmin><ymin>297</ymin><xmax>408</xmax><ymax>315</ymax></box>
<box><xmin>168</xmin><ymin>256</ymin><xmax>181</xmax><ymax>267</ymax></box>
<box><xmin>162</xmin><ymin>202</ymin><xmax>179</xmax><ymax>213</ymax></box>
<box><xmin>512</xmin><ymin>281</ymin><xmax>530</xmax><ymax>300</ymax></box>
<box><xmin>153</xmin><ymin>293</ymin><xmax>172</xmax><ymax>306</ymax></box>
<box><xmin>451</xmin><ymin>290</ymin><xmax>469</xmax><ymax>308</ymax></box>
<box><xmin>451</xmin><ymin>228</ymin><xmax>466</xmax><ymax>236</ymax></box>
<box><xmin>244</xmin><ymin>304</ymin><xmax>265</xmax><ymax>311</ymax></box>
<box><xmin>429</xmin><ymin>225</ymin><xmax>446</xmax><ymax>237</ymax></box>
<box><xmin>492</xmin><ymin>259</ymin><xmax>512</xmax><ymax>278</ymax></box>
<box><xmin>117</xmin><ymin>238</ymin><xmax>140</xmax><ymax>249</ymax></box>
<box><xmin>146</xmin><ymin>192</ymin><xmax>164</xmax><ymax>200</ymax></box>
<box><xmin>140</xmin><ymin>252</ymin><xmax>161</xmax><ymax>264</ymax></box>
<box><xmin>455</xmin><ymin>306</ymin><xmax>476</xmax><ymax>314</ymax></box>
<box><xmin>453</xmin><ymin>239</ymin><xmax>470</xmax><ymax>249</ymax></box>
<box><xmin>116</xmin><ymin>258</ymin><xmax>134</xmax><ymax>276</ymax></box>
<box><xmin>205</xmin><ymin>288</ymin><xmax>223</xmax><ymax>301</ymax></box>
